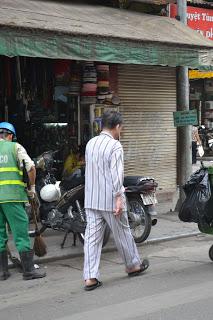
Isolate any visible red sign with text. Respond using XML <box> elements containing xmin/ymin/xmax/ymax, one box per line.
<box><xmin>170</xmin><ymin>4</ymin><xmax>213</xmax><ymax>40</ymax></box>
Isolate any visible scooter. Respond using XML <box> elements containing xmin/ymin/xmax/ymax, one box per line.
<box><xmin>124</xmin><ymin>176</ymin><xmax>158</xmax><ymax>243</ymax></box>
<box><xmin>198</xmin><ymin>125</ymin><xmax>213</xmax><ymax>155</ymax></box>
<box><xmin>30</xmin><ymin>151</ymin><xmax>110</xmax><ymax>248</ymax></box>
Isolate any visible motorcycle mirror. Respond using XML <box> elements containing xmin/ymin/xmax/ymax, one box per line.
<box><xmin>35</xmin><ymin>157</ymin><xmax>45</xmax><ymax>170</ymax></box>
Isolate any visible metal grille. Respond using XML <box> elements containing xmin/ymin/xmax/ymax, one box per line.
<box><xmin>118</xmin><ymin>65</ymin><xmax>177</xmax><ymax>192</ymax></box>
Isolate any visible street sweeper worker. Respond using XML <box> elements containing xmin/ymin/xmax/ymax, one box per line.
<box><xmin>0</xmin><ymin>122</ymin><xmax>46</xmax><ymax>281</ymax></box>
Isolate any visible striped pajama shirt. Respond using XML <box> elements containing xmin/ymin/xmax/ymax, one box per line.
<box><xmin>83</xmin><ymin>131</ymin><xmax>142</xmax><ymax>280</ymax></box>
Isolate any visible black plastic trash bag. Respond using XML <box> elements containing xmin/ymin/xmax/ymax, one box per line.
<box><xmin>201</xmin><ymin>184</ymin><xmax>213</xmax><ymax>225</ymax></box>
<box><xmin>179</xmin><ymin>168</ymin><xmax>211</xmax><ymax>223</ymax></box>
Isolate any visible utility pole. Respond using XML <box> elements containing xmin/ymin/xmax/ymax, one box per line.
<box><xmin>176</xmin><ymin>0</ymin><xmax>192</xmax><ymax>205</ymax></box>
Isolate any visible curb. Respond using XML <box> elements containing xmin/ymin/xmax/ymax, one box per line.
<box><xmin>8</xmin><ymin>231</ymin><xmax>202</xmax><ymax>268</ymax></box>
<box><xmin>33</xmin><ymin>231</ymin><xmax>202</xmax><ymax>265</ymax></box>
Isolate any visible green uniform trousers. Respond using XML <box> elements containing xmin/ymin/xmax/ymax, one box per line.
<box><xmin>0</xmin><ymin>202</ymin><xmax>31</xmax><ymax>253</ymax></box>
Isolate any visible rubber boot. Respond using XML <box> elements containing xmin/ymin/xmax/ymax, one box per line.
<box><xmin>0</xmin><ymin>251</ymin><xmax>10</xmax><ymax>280</ymax></box>
<box><xmin>19</xmin><ymin>250</ymin><xmax>46</xmax><ymax>280</ymax></box>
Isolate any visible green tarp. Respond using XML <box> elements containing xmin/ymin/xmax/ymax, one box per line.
<box><xmin>0</xmin><ymin>28</ymin><xmax>212</xmax><ymax>68</ymax></box>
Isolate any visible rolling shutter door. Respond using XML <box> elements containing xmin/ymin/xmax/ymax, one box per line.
<box><xmin>118</xmin><ymin>65</ymin><xmax>177</xmax><ymax>192</ymax></box>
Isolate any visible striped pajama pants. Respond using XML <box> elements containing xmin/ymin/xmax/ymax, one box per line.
<box><xmin>83</xmin><ymin>209</ymin><xmax>142</xmax><ymax>280</ymax></box>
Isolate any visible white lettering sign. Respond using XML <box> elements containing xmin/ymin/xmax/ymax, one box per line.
<box><xmin>187</xmin><ymin>12</ymin><xmax>213</xmax><ymax>22</ymax></box>
<box><xmin>0</xmin><ymin>155</ymin><xmax>8</xmax><ymax>164</ymax></box>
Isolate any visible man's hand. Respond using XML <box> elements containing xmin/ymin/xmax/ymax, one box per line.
<box><xmin>27</xmin><ymin>184</ymin><xmax>36</xmax><ymax>199</ymax></box>
<box><xmin>114</xmin><ymin>195</ymin><xmax>123</xmax><ymax>217</ymax></box>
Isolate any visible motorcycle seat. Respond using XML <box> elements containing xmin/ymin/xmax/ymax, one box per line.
<box><xmin>124</xmin><ymin>176</ymin><xmax>158</xmax><ymax>190</ymax></box>
<box><xmin>124</xmin><ymin>176</ymin><xmax>145</xmax><ymax>187</ymax></box>
<box><xmin>60</xmin><ymin>175</ymin><xmax>85</xmax><ymax>191</ymax></box>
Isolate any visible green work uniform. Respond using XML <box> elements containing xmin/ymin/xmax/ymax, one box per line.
<box><xmin>0</xmin><ymin>140</ymin><xmax>31</xmax><ymax>253</ymax></box>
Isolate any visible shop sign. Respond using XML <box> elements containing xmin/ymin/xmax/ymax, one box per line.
<box><xmin>189</xmin><ymin>70</ymin><xmax>213</xmax><ymax>79</ymax></box>
<box><xmin>170</xmin><ymin>4</ymin><xmax>213</xmax><ymax>40</ymax></box>
<box><xmin>173</xmin><ymin>110</ymin><xmax>198</xmax><ymax>127</ymax></box>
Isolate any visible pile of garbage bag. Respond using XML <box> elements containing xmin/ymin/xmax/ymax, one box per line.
<box><xmin>179</xmin><ymin>168</ymin><xmax>212</xmax><ymax>225</ymax></box>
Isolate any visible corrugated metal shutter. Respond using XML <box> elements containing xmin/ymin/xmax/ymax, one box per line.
<box><xmin>118</xmin><ymin>65</ymin><xmax>177</xmax><ymax>192</ymax></box>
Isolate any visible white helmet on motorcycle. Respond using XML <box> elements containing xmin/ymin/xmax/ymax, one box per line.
<box><xmin>40</xmin><ymin>184</ymin><xmax>61</xmax><ymax>202</ymax></box>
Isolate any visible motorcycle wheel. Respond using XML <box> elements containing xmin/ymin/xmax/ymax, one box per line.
<box><xmin>78</xmin><ymin>225</ymin><xmax>111</xmax><ymax>248</ymax></box>
<box><xmin>127</xmin><ymin>195</ymin><xmax>152</xmax><ymax>243</ymax></box>
<box><xmin>209</xmin><ymin>245</ymin><xmax>213</xmax><ymax>261</ymax></box>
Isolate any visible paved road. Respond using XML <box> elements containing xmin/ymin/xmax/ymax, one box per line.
<box><xmin>2</xmin><ymin>234</ymin><xmax>213</xmax><ymax>320</ymax></box>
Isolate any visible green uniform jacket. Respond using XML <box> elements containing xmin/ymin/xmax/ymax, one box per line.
<box><xmin>0</xmin><ymin>140</ymin><xmax>28</xmax><ymax>203</ymax></box>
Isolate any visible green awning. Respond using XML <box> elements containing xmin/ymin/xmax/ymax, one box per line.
<box><xmin>0</xmin><ymin>28</ymin><xmax>211</xmax><ymax>68</ymax></box>
<box><xmin>0</xmin><ymin>1</ymin><xmax>212</xmax><ymax>68</ymax></box>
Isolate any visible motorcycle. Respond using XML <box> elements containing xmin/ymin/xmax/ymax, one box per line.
<box><xmin>30</xmin><ymin>150</ymin><xmax>110</xmax><ymax>248</ymax></box>
<box><xmin>29</xmin><ymin>150</ymin><xmax>158</xmax><ymax>247</ymax></box>
<box><xmin>198</xmin><ymin>125</ymin><xmax>213</xmax><ymax>155</ymax></box>
<box><xmin>124</xmin><ymin>176</ymin><xmax>158</xmax><ymax>243</ymax></box>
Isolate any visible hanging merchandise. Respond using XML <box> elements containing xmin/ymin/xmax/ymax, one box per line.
<box><xmin>54</xmin><ymin>59</ymin><xmax>71</xmax><ymax>85</ymax></box>
<box><xmin>53</xmin><ymin>60</ymin><xmax>70</xmax><ymax>121</ymax></box>
<box><xmin>81</xmin><ymin>61</ymin><xmax>97</xmax><ymax>105</ymax></box>
<box><xmin>5</xmin><ymin>57</ymin><xmax>12</xmax><ymax>99</ymax></box>
<box><xmin>4</xmin><ymin>98</ymin><xmax>8</xmax><ymax>122</ymax></box>
<box><xmin>68</xmin><ymin>62</ymin><xmax>81</xmax><ymax>96</ymax></box>
<box><xmin>31</xmin><ymin>123</ymin><xmax>69</xmax><ymax>154</ymax></box>
<box><xmin>0</xmin><ymin>56</ymin><xmax>121</xmax><ymax>178</ymax></box>
<box><xmin>15</xmin><ymin>56</ymin><xmax>23</xmax><ymax>100</ymax></box>
<box><xmin>54</xmin><ymin>86</ymin><xmax>69</xmax><ymax>103</ymax></box>
<box><xmin>96</xmin><ymin>64</ymin><xmax>112</xmax><ymax>104</ymax></box>
<box><xmin>43</xmin><ymin>60</ymin><xmax>54</xmax><ymax>109</ymax></box>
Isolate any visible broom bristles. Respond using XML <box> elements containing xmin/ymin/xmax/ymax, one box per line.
<box><xmin>33</xmin><ymin>235</ymin><xmax>47</xmax><ymax>257</ymax></box>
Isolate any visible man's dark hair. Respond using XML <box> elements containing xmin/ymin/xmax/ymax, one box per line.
<box><xmin>101</xmin><ymin>111</ymin><xmax>123</xmax><ymax>129</ymax></box>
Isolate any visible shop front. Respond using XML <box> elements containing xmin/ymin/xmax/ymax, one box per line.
<box><xmin>0</xmin><ymin>57</ymin><xmax>119</xmax><ymax>178</ymax></box>
<box><xmin>0</xmin><ymin>0</ymin><xmax>212</xmax><ymax>195</ymax></box>
<box><xmin>118</xmin><ymin>65</ymin><xmax>176</xmax><ymax>192</ymax></box>
<box><xmin>170</xmin><ymin>2</ymin><xmax>213</xmax><ymax>155</ymax></box>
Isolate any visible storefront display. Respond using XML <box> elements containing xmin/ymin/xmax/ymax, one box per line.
<box><xmin>190</xmin><ymin>79</ymin><xmax>213</xmax><ymax>127</ymax></box>
<box><xmin>0</xmin><ymin>56</ymin><xmax>120</xmax><ymax>177</ymax></box>
<box><xmin>90</xmin><ymin>104</ymin><xmax>119</xmax><ymax>136</ymax></box>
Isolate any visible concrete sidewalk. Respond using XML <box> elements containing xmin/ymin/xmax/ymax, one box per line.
<box><xmin>37</xmin><ymin>212</ymin><xmax>201</xmax><ymax>263</ymax></box>
<box><xmin>5</xmin><ymin>160</ymin><xmax>213</xmax><ymax>269</ymax></box>
<box><xmin>7</xmin><ymin>209</ymin><xmax>201</xmax><ymax>266</ymax></box>
<box><xmin>8</xmin><ymin>160</ymin><xmax>213</xmax><ymax>265</ymax></box>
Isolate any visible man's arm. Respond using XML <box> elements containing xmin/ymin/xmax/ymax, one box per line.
<box><xmin>27</xmin><ymin>166</ymin><xmax>36</xmax><ymax>187</ymax></box>
<box><xmin>110</xmin><ymin>143</ymin><xmax>125</xmax><ymax>215</ymax></box>
<box><xmin>195</xmin><ymin>129</ymin><xmax>202</xmax><ymax>145</ymax></box>
<box><xmin>110</xmin><ymin>143</ymin><xmax>124</xmax><ymax>196</ymax></box>
<box><xmin>16</xmin><ymin>143</ymin><xmax>36</xmax><ymax>196</ymax></box>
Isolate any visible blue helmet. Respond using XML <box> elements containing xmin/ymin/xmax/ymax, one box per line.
<box><xmin>0</xmin><ymin>122</ymin><xmax>16</xmax><ymax>136</ymax></box>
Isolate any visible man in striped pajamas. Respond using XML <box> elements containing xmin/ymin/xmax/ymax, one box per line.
<box><xmin>83</xmin><ymin>111</ymin><xmax>149</xmax><ymax>291</ymax></box>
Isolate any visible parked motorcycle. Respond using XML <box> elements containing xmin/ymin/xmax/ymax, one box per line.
<box><xmin>29</xmin><ymin>150</ymin><xmax>158</xmax><ymax>247</ymax></box>
<box><xmin>198</xmin><ymin>125</ymin><xmax>213</xmax><ymax>155</ymax></box>
<box><xmin>30</xmin><ymin>150</ymin><xmax>110</xmax><ymax>248</ymax></box>
<box><xmin>124</xmin><ymin>176</ymin><xmax>158</xmax><ymax>243</ymax></box>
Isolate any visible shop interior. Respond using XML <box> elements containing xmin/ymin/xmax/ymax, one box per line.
<box><xmin>190</xmin><ymin>77</ymin><xmax>213</xmax><ymax>154</ymax></box>
<box><xmin>0</xmin><ymin>56</ymin><xmax>119</xmax><ymax>178</ymax></box>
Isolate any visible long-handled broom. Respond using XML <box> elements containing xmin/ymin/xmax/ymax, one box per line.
<box><xmin>30</xmin><ymin>197</ymin><xmax>47</xmax><ymax>257</ymax></box>
<box><xmin>23</xmin><ymin>160</ymin><xmax>47</xmax><ymax>257</ymax></box>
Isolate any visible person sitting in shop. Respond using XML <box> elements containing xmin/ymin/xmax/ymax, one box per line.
<box><xmin>62</xmin><ymin>146</ymin><xmax>85</xmax><ymax>178</ymax></box>
<box><xmin>71</xmin><ymin>149</ymin><xmax>85</xmax><ymax>178</ymax></box>
<box><xmin>62</xmin><ymin>145</ymin><xmax>78</xmax><ymax>178</ymax></box>
<box><xmin>61</xmin><ymin>147</ymin><xmax>85</xmax><ymax>191</ymax></box>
